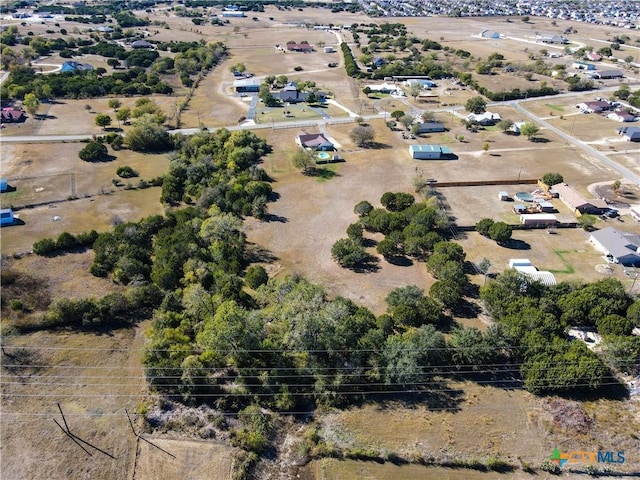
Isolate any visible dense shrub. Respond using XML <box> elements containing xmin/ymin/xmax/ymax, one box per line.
<box><xmin>79</xmin><ymin>141</ymin><xmax>108</xmax><ymax>162</ymax></box>
<box><xmin>245</xmin><ymin>265</ymin><xmax>268</xmax><ymax>289</ymax></box>
<box><xmin>116</xmin><ymin>165</ymin><xmax>139</xmax><ymax>178</ymax></box>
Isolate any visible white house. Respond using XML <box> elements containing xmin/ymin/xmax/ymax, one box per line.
<box><xmin>367</xmin><ymin>82</ymin><xmax>402</xmax><ymax>95</ymax></box>
<box><xmin>608</xmin><ymin>111</ymin><xmax>637</xmax><ymax>122</ymax></box>
<box><xmin>467</xmin><ymin>112</ymin><xmax>501</xmax><ymax>125</ymax></box>
<box><xmin>590</xmin><ymin>227</ymin><xmax>640</xmax><ymax>266</ymax></box>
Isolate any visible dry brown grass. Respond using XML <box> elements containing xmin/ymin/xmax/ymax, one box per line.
<box><xmin>309</xmin><ymin>380</ymin><xmax>640</xmax><ymax>476</ymax></box>
<box><xmin>133</xmin><ymin>438</ymin><xmax>234</xmax><ymax>480</ymax></box>
<box><xmin>0</xmin><ymin>142</ymin><xmax>168</xmax><ymax>254</ymax></box>
<box><xmin>0</xmin><ymin>326</ymin><xmax>147</xmax><ymax>480</ymax></box>
<box><xmin>306</xmin><ymin>460</ymin><xmax>534</xmax><ymax>479</ymax></box>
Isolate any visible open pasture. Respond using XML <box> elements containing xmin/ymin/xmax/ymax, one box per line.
<box><xmin>0</xmin><ymin>142</ymin><xmax>168</xmax><ymax>254</ymax></box>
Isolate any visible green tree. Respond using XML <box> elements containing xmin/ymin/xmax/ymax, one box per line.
<box><xmin>465</xmin><ymin>96</ymin><xmax>487</xmax><ymax>114</ymax></box>
<box><xmin>346</xmin><ymin>222</ymin><xmax>364</xmax><ymax>244</ymax></box>
<box><xmin>354</xmin><ymin>200</ymin><xmax>373</xmax><ymax>217</ymax></box>
<box><xmin>95</xmin><ymin>113</ymin><xmax>112</xmax><ymax>129</ymax></box>
<box><xmin>596</xmin><ymin>314</ymin><xmax>634</xmax><ymax>336</ymax></box>
<box><xmin>331</xmin><ymin>238</ymin><xmax>368</xmax><ymax>268</ymax></box>
<box><xmin>292</xmin><ymin>149</ymin><xmax>315</xmax><ymax>174</ymax></box>
<box><xmin>125</xmin><ymin>114</ymin><xmax>171</xmax><ymax>152</ymax></box>
<box><xmin>541</xmin><ymin>172</ymin><xmax>563</xmax><ymax>187</ymax></box>
<box><xmin>520</xmin><ymin>122</ymin><xmax>540</xmax><ymax>141</ymax></box>
<box><xmin>476</xmin><ymin>218</ymin><xmax>495</xmax><ymax>236</ymax></box>
<box><xmin>449</xmin><ymin>327</ymin><xmax>492</xmax><ymax>369</ymax></box>
<box><xmin>245</xmin><ymin>265</ymin><xmax>268</xmax><ymax>289</ymax></box>
<box><xmin>78</xmin><ymin>141</ymin><xmax>108</xmax><ymax>162</ymax></box>
<box><xmin>107</xmin><ymin>98</ymin><xmax>121</xmax><ymax>111</ymax></box>
<box><xmin>22</xmin><ymin>92</ymin><xmax>40</xmax><ymax>118</ymax></box>
<box><xmin>390</xmin><ymin>110</ymin><xmax>405</xmax><ymax>121</ymax></box>
<box><xmin>488</xmin><ymin>221</ymin><xmax>513</xmax><ymax>245</ymax></box>
<box><xmin>627</xmin><ymin>301</ymin><xmax>640</xmax><ymax>327</ymax></box>
<box><xmin>350</xmin><ymin>125</ymin><xmax>375</xmax><ymax>147</ymax></box>
<box><xmin>409</xmin><ymin>82</ymin><xmax>422</xmax><ymax>100</ymax></box>
<box><xmin>430</xmin><ymin>279</ymin><xmax>462</xmax><ymax>309</ymax></box>
<box><xmin>577</xmin><ymin>214</ymin><xmax>597</xmax><ymax>231</ymax></box>
<box><xmin>497</xmin><ymin>119</ymin><xmax>514</xmax><ymax>132</ymax></box>
<box><xmin>115</xmin><ymin>107</ymin><xmax>131</xmax><ymax>126</ymax></box>
<box><xmin>386</xmin><ymin>285</ymin><xmax>442</xmax><ymax>327</ymax></box>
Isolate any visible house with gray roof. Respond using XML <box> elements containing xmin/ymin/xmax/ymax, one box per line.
<box><xmin>414</xmin><ymin>121</ymin><xmax>445</xmax><ymax>134</ymax></box>
<box><xmin>589</xmin><ymin>69</ymin><xmax>624</xmax><ymax>79</ymax></box>
<box><xmin>617</xmin><ymin>126</ymin><xmax>640</xmax><ymax>141</ymax></box>
<box><xmin>590</xmin><ymin>227</ymin><xmax>640</xmax><ymax>266</ymax></box>
<box><xmin>296</xmin><ymin>133</ymin><xmax>334</xmax><ymax>151</ymax></box>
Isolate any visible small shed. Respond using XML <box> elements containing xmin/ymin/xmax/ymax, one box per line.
<box><xmin>520</xmin><ymin>213</ymin><xmax>558</xmax><ymax>225</ymax></box>
<box><xmin>498</xmin><ymin>191</ymin><xmax>509</xmax><ymax>201</ymax></box>
<box><xmin>509</xmin><ymin>259</ymin><xmax>532</xmax><ymax>268</ymax></box>
<box><xmin>0</xmin><ymin>208</ymin><xmax>15</xmax><ymax>226</ymax></box>
<box><xmin>0</xmin><ymin>178</ymin><xmax>7</xmax><ymax>192</ymax></box>
<box><xmin>409</xmin><ymin>144</ymin><xmax>452</xmax><ymax>160</ymax></box>
<box><xmin>535</xmin><ymin>200</ymin><xmax>555</xmax><ymax>212</ymax></box>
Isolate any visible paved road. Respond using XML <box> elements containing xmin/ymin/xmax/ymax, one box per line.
<box><xmin>0</xmin><ymin>133</ymin><xmax>94</xmax><ymax>143</ymax></box>
<box><xmin>1</xmin><ymin>88</ymin><xmax>637</xmax><ymax>187</ymax></box>
<box><xmin>511</xmin><ymin>100</ymin><xmax>640</xmax><ymax>186</ymax></box>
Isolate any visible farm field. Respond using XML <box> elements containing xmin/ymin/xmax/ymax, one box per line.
<box><xmin>2</xmin><ymin>5</ymin><xmax>640</xmax><ymax>480</ymax></box>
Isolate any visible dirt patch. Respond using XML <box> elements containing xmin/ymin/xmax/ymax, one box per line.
<box><xmin>541</xmin><ymin>398</ymin><xmax>594</xmax><ymax>435</ymax></box>
<box><xmin>593</xmin><ymin>182</ymin><xmax>640</xmax><ymax>209</ymax></box>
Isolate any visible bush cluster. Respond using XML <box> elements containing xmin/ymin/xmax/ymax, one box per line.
<box><xmin>33</xmin><ymin>230</ymin><xmax>98</xmax><ymax>256</ymax></box>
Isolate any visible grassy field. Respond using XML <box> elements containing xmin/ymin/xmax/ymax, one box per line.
<box><xmin>302</xmin><ymin>380</ymin><xmax>640</xmax><ymax>477</ymax></box>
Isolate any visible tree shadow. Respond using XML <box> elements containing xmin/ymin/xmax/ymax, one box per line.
<box><xmin>384</xmin><ymin>255</ymin><xmax>413</xmax><ymax>267</ymax></box>
<box><xmin>38</xmin><ymin>114</ymin><xmax>57</xmax><ymax>121</ymax></box>
<box><xmin>530</xmin><ymin>137</ymin><xmax>550</xmax><ymax>143</ymax></box>
<box><xmin>245</xmin><ymin>244</ymin><xmax>278</xmax><ymax>263</ymax></box>
<box><xmin>358</xmin><ymin>380</ymin><xmax>465</xmax><ymax>412</ymax></box>
<box><xmin>350</xmin><ymin>256</ymin><xmax>381</xmax><ymax>273</ymax></box>
<box><xmin>362</xmin><ymin>238</ymin><xmax>378</xmax><ymax>248</ymax></box>
<box><xmin>306</xmin><ymin>167</ymin><xmax>338</xmax><ymax>180</ymax></box>
<box><xmin>262</xmin><ymin>213</ymin><xmax>288</xmax><ymax>223</ymax></box>
<box><xmin>503</xmin><ymin>238</ymin><xmax>531</xmax><ymax>250</ymax></box>
<box><xmin>453</xmin><ymin>368</ymin><xmax>524</xmax><ymax>391</ymax></box>
<box><xmin>450</xmin><ymin>298</ymin><xmax>482</xmax><ymax>319</ymax></box>
<box><xmin>364</xmin><ymin>142</ymin><xmax>391</xmax><ymax>149</ymax></box>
